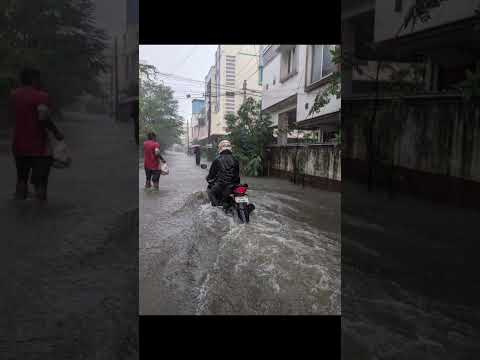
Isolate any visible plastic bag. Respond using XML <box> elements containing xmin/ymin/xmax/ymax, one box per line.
<box><xmin>47</xmin><ymin>132</ymin><xmax>72</xmax><ymax>169</ymax></box>
<box><xmin>159</xmin><ymin>161</ymin><xmax>169</xmax><ymax>175</ymax></box>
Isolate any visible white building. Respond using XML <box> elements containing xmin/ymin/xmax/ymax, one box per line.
<box><xmin>195</xmin><ymin>45</ymin><xmax>263</xmax><ymax>145</ymax></box>
<box><xmin>342</xmin><ymin>0</ymin><xmax>480</xmax><ymax>96</ymax></box>
<box><xmin>261</xmin><ymin>45</ymin><xmax>340</xmax><ymax>145</ymax></box>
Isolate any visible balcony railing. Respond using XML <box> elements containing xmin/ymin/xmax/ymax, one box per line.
<box><xmin>262</xmin><ymin>45</ymin><xmax>278</xmax><ymax>66</ymax></box>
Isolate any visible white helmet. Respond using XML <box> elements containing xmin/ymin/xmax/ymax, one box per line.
<box><xmin>218</xmin><ymin>140</ymin><xmax>232</xmax><ymax>153</ymax></box>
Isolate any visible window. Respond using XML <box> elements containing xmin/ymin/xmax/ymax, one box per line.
<box><xmin>258</xmin><ymin>65</ymin><xmax>263</xmax><ymax>85</ymax></box>
<box><xmin>280</xmin><ymin>46</ymin><xmax>297</xmax><ymax>81</ymax></box>
<box><xmin>262</xmin><ymin>45</ymin><xmax>277</xmax><ymax>66</ymax></box>
<box><xmin>309</xmin><ymin>45</ymin><xmax>335</xmax><ymax>85</ymax></box>
<box><xmin>287</xmin><ymin>47</ymin><xmax>296</xmax><ymax>74</ymax></box>
<box><xmin>311</xmin><ymin>45</ymin><xmax>322</xmax><ymax>83</ymax></box>
<box><xmin>321</xmin><ymin>45</ymin><xmax>335</xmax><ymax>78</ymax></box>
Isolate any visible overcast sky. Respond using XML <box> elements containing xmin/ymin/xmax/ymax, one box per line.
<box><xmin>139</xmin><ymin>45</ymin><xmax>218</xmax><ymax>121</ymax></box>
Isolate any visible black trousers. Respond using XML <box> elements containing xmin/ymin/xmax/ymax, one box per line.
<box><xmin>208</xmin><ymin>183</ymin><xmax>234</xmax><ymax>206</ymax></box>
<box><xmin>15</xmin><ymin>156</ymin><xmax>52</xmax><ymax>187</ymax></box>
<box><xmin>145</xmin><ymin>168</ymin><xmax>160</xmax><ymax>183</ymax></box>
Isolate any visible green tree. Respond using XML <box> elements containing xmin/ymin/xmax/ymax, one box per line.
<box><xmin>0</xmin><ymin>0</ymin><xmax>108</xmax><ymax>109</ymax></box>
<box><xmin>309</xmin><ymin>1</ymin><xmax>451</xmax><ymax>192</ymax></box>
<box><xmin>309</xmin><ymin>45</ymin><xmax>341</xmax><ymax>117</ymax></box>
<box><xmin>309</xmin><ymin>0</ymin><xmax>450</xmax><ymax>116</ymax></box>
<box><xmin>225</xmin><ymin>97</ymin><xmax>273</xmax><ymax>176</ymax></box>
<box><xmin>139</xmin><ymin>62</ymin><xmax>184</xmax><ymax>151</ymax></box>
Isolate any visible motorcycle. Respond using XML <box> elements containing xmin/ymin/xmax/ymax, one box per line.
<box><xmin>207</xmin><ymin>180</ymin><xmax>254</xmax><ymax>224</ymax></box>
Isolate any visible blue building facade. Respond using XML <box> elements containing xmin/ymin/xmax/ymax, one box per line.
<box><xmin>192</xmin><ymin>99</ymin><xmax>205</xmax><ymax>115</ymax></box>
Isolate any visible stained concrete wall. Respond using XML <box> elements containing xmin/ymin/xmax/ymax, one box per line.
<box><xmin>268</xmin><ymin>144</ymin><xmax>341</xmax><ymax>183</ymax></box>
<box><xmin>343</xmin><ymin>96</ymin><xmax>480</xmax><ymax>183</ymax></box>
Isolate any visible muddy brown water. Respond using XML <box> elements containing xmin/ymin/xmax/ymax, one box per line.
<box><xmin>139</xmin><ymin>151</ymin><xmax>341</xmax><ymax>315</ymax></box>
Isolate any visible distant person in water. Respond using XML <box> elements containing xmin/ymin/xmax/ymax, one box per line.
<box><xmin>143</xmin><ymin>132</ymin><xmax>165</xmax><ymax>189</ymax></box>
<box><xmin>193</xmin><ymin>146</ymin><xmax>201</xmax><ymax>166</ymax></box>
<box><xmin>10</xmin><ymin>67</ymin><xmax>64</xmax><ymax>201</ymax></box>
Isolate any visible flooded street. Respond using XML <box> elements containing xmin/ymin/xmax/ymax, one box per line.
<box><xmin>139</xmin><ymin>151</ymin><xmax>340</xmax><ymax>315</ymax></box>
<box><xmin>342</xmin><ymin>182</ymin><xmax>480</xmax><ymax>359</ymax></box>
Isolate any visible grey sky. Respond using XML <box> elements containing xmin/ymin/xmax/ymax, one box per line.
<box><xmin>139</xmin><ymin>45</ymin><xmax>218</xmax><ymax>121</ymax></box>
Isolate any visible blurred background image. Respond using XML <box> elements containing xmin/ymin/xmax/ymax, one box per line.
<box><xmin>1</xmin><ymin>1</ymin><xmax>139</xmax><ymax>358</ymax></box>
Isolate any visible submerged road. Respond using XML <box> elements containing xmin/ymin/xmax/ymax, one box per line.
<box><xmin>139</xmin><ymin>151</ymin><xmax>341</xmax><ymax>315</ymax></box>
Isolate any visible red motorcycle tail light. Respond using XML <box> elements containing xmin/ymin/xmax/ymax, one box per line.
<box><xmin>233</xmin><ymin>186</ymin><xmax>248</xmax><ymax>195</ymax></box>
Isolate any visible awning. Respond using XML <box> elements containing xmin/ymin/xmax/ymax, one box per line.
<box><xmin>297</xmin><ymin>111</ymin><xmax>340</xmax><ymax>130</ymax></box>
<box><xmin>261</xmin><ymin>94</ymin><xmax>297</xmax><ymax>113</ymax></box>
<box><xmin>373</xmin><ymin>16</ymin><xmax>480</xmax><ymax>62</ymax></box>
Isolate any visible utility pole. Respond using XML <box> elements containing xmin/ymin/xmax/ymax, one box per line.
<box><xmin>186</xmin><ymin>118</ymin><xmax>190</xmax><ymax>154</ymax></box>
<box><xmin>114</xmin><ymin>36</ymin><xmax>119</xmax><ymax>122</ymax></box>
<box><xmin>243</xmin><ymin>79</ymin><xmax>247</xmax><ymax>104</ymax></box>
<box><xmin>207</xmin><ymin>81</ymin><xmax>212</xmax><ymax>145</ymax></box>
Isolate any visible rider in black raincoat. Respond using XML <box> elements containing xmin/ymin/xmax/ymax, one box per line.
<box><xmin>206</xmin><ymin>140</ymin><xmax>240</xmax><ymax>206</ymax></box>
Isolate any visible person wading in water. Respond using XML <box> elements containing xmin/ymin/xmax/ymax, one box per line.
<box><xmin>143</xmin><ymin>131</ymin><xmax>165</xmax><ymax>189</ymax></box>
<box><xmin>10</xmin><ymin>68</ymin><xmax>64</xmax><ymax>201</ymax></box>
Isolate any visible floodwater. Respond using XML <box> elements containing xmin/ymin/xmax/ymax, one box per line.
<box><xmin>139</xmin><ymin>151</ymin><xmax>341</xmax><ymax>315</ymax></box>
<box><xmin>341</xmin><ymin>181</ymin><xmax>480</xmax><ymax>359</ymax></box>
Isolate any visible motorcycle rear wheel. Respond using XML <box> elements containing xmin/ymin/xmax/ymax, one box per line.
<box><xmin>237</xmin><ymin>203</ymin><xmax>249</xmax><ymax>224</ymax></box>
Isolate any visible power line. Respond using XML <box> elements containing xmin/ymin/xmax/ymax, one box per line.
<box><xmin>237</xmin><ymin>45</ymin><xmax>260</xmax><ymax>78</ymax></box>
<box><xmin>187</xmin><ymin>90</ymin><xmax>262</xmax><ymax>100</ymax></box>
<box><xmin>158</xmin><ymin>59</ymin><xmax>265</xmax><ymax>94</ymax></box>
<box><xmin>145</xmin><ymin>63</ymin><xmax>267</xmax><ymax>103</ymax></box>
<box><xmin>245</xmin><ymin>67</ymin><xmax>260</xmax><ymax>82</ymax></box>
<box><xmin>158</xmin><ymin>73</ymin><xmax>243</xmax><ymax>93</ymax></box>
<box><xmin>236</xmin><ymin>55</ymin><xmax>257</xmax><ymax>78</ymax></box>
<box><xmin>161</xmin><ymin>77</ymin><xmax>249</xmax><ymax>95</ymax></box>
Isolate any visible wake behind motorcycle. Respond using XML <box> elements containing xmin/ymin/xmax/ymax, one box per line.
<box><xmin>207</xmin><ymin>180</ymin><xmax>255</xmax><ymax>224</ymax></box>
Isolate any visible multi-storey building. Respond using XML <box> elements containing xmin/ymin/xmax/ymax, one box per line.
<box><xmin>195</xmin><ymin>45</ymin><xmax>263</xmax><ymax>145</ymax></box>
<box><xmin>189</xmin><ymin>99</ymin><xmax>206</xmax><ymax>146</ymax></box>
<box><xmin>341</xmin><ymin>0</ymin><xmax>480</xmax><ymax>207</ymax></box>
<box><xmin>261</xmin><ymin>45</ymin><xmax>341</xmax><ymax>145</ymax></box>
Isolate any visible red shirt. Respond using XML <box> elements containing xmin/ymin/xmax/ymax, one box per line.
<box><xmin>11</xmin><ymin>86</ymin><xmax>51</xmax><ymax>156</ymax></box>
<box><xmin>143</xmin><ymin>140</ymin><xmax>160</xmax><ymax>170</ymax></box>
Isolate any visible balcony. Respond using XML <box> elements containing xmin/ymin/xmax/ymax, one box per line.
<box><xmin>262</xmin><ymin>45</ymin><xmax>279</xmax><ymax>66</ymax></box>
